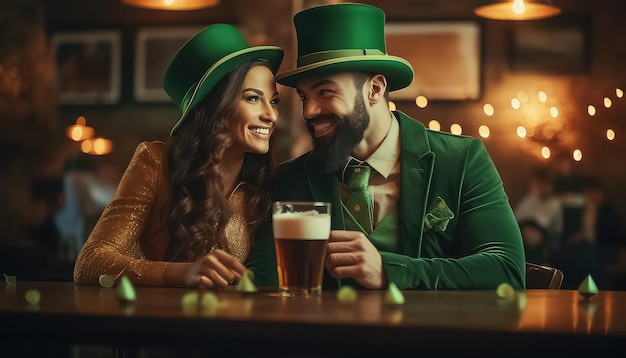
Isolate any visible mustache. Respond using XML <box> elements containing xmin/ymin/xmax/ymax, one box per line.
<box><xmin>307</xmin><ymin>114</ymin><xmax>342</xmax><ymax>128</ymax></box>
<box><xmin>309</xmin><ymin>114</ymin><xmax>338</xmax><ymax>122</ymax></box>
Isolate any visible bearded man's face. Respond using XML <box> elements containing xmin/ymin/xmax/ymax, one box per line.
<box><xmin>296</xmin><ymin>73</ymin><xmax>370</xmax><ymax>173</ymax></box>
<box><xmin>307</xmin><ymin>94</ymin><xmax>369</xmax><ymax>173</ymax></box>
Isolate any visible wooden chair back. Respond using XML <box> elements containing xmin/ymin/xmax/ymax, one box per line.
<box><xmin>526</xmin><ymin>262</ymin><xmax>564</xmax><ymax>289</ymax></box>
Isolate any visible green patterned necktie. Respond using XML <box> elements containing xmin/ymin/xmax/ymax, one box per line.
<box><xmin>344</xmin><ymin>162</ymin><xmax>374</xmax><ymax>233</ymax></box>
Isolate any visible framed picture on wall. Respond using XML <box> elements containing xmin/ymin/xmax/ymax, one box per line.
<box><xmin>385</xmin><ymin>21</ymin><xmax>481</xmax><ymax>101</ymax></box>
<box><xmin>134</xmin><ymin>26</ymin><xmax>204</xmax><ymax>102</ymax></box>
<box><xmin>51</xmin><ymin>30</ymin><xmax>121</xmax><ymax>105</ymax></box>
<box><xmin>508</xmin><ymin>15</ymin><xmax>591</xmax><ymax>72</ymax></box>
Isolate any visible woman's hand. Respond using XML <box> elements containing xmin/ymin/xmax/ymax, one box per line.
<box><xmin>164</xmin><ymin>249</ymin><xmax>246</xmax><ymax>288</ymax></box>
<box><xmin>188</xmin><ymin>249</ymin><xmax>247</xmax><ymax>288</ymax></box>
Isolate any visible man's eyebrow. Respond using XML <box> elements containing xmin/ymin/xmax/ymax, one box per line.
<box><xmin>297</xmin><ymin>79</ymin><xmax>337</xmax><ymax>93</ymax></box>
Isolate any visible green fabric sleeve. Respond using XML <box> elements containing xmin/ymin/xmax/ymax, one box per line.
<box><xmin>244</xmin><ymin>219</ymin><xmax>278</xmax><ymax>288</ymax></box>
<box><xmin>383</xmin><ymin>139</ymin><xmax>526</xmax><ymax>290</ymax></box>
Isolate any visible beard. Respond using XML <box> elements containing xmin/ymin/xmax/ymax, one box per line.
<box><xmin>307</xmin><ymin>93</ymin><xmax>370</xmax><ymax>174</ymax></box>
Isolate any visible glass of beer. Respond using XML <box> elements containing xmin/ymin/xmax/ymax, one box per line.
<box><xmin>272</xmin><ymin>201</ymin><xmax>331</xmax><ymax>297</ymax></box>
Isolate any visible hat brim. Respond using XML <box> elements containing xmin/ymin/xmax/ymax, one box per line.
<box><xmin>171</xmin><ymin>46</ymin><xmax>284</xmax><ymax>135</ymax></box>
<box><xmin>276</xmin><ymin>55</ymin><xmax>413</xmax><ymax>92</ymax></box>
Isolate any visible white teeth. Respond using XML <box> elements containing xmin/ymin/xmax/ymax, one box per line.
<box><xmin>313</xmin><ymin>122</ymin><xmax>332</xmax><ymax>131</ymax></box>
<box><xmin>250</xmin><ymin>127</ymin><xmax>269</xmax><ymax>135</ymax></box>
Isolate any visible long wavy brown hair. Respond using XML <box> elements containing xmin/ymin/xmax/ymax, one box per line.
<box><xmin>163</xmin><ymin>59</ymin><xmax>274</xmax><ymax>262</ymax></box>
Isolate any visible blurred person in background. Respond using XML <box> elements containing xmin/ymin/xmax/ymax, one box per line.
<box><xmin>560</xmin><ymin>177</ymin><xmax>624</xmax><ymax>289</ymax></box>
<box><xmin>54</xmin><ymin>156</ymin><xmax>116</xmax><ymax>260</ymax></box>
<box><xmin>518</xmin><ymin>220</ymin><xmax>551</xmax><ymax>266</ymax></box>
<box><xmin>30</xmin><ymin>177</ymin><xmax>65</xmax><ymax>260</ymax></box>
<box><xmin>552</xmin><ymin>153</ymin><xmax>586</xmax><ymax>244</ymax></box>
<box><xmin>514</xmin><ymin>166</ymin><xmax>563</xmax><ymax>263</ymax></box>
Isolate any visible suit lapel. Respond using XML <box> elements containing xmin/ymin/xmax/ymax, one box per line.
<box><xmin>396</xmin><ymin>112</ymin><xmax>435</xmax><ymax>257</ymax></box>
<box><xmin>300</xmin><ymin>111</ymin><xmax>435</xmax><ymax>254</ymax></box>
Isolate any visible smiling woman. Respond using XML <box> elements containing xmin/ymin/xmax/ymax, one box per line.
<box><xmin>73</xmin><ymin>24</ymin><xmax>285</xmax><ymax>289</ymax></box>
<box><xmin>227</xmin><ymin>65</ymin><xmax>280</xmax><ymax>158</ymax></box>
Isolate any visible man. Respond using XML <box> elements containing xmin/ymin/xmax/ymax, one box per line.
<box><xmin>246</xmin><ymin>3</ymin><xmax>525</xmax><ymax>290</ymax></box>
<box><xmin>514</xmin><ymin>167</ymin><xmax>563</xmax><ymax>252</ymax></box>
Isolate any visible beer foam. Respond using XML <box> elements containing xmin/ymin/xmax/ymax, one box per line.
<box><xmin>273</xmin><ymin>211</ymin><xmax>330</xmax><ymax>240</ymax></box>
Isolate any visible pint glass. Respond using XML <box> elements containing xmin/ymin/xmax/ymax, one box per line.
<box><xmin>272</xmin><ymin>201</ymin><xmax>331</xmax><ymax>296</ymax></box>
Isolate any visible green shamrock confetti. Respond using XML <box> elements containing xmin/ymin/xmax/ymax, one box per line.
<box><xmin>516</xmin><ymin>292</ymin><xmax>527</xmax><ymax>310</ymax></box>
<box><xmin>117</xmin><ymin>275</ymin><xmax>136</xmax><ymax>301</ymax></box>
<box><xmin>496</xmin><ymin>283</ymin><xmax>515</xmax><ymax>299</ymax></box>
<box><xmin>181</xmin><ymin>291</ymin><xmax>199</xmax><ymax>314</ymax></box>
<box><xmin>201</xmin><ymin>292</ymin><xmax>220</xmax><ymax>308</ymax></box>
<box><xmin>337</xmin><ymin>285</ymin><xmax>358</xmax><ymax>302</ymax></box>
<box><xmin>384</xmin><ymin>282</ymin><xmax>405</xmax><ymax>304</ymax></box>
<box><xmin>3</xmin><ymin>273</ymin><xmax>16</xmax><ymax>286</ymax></box>
<box><xmin>98</xmin><ymin>274</ymin><xmax>115</xmax><ymax>288</ymax></box>
<box><xmin>25</xmin><ymin>289</ymin><xmax>41</xmax><ymax>306</ymax></box>
<box><xmin>578</xmin><ymin>275</ymin><xmax>599</xmax><ymax>299</ymax></box>
<box><xmin>236</xmin><ymin>270</ymin><xmax>258</xmax><ymax>293</ymax></box>
<box><xmin>201</xmin><ymin>292</ymin><xmax>228</xmax><ymax>315</ymax></box>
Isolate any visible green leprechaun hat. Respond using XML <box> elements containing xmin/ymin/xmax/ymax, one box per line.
<box><xmin>276</xmin><ymin>3</ymin><xmax>413</xmax><ymax>91</ymax></box>
<box><xmin>163</xmin><ymin>24</ymin><xmax>284</xmax><ymax>135</ymax></box>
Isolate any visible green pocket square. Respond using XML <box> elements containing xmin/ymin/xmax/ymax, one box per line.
<box><xmin>424</xmin><ymin>196</ymin><xmax>454</xmax><ymax>232</ymax></box>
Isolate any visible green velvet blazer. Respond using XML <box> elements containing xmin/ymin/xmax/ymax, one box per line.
<box><xmin>246</xmin><ymin>111</ymin><xmax>526</xmax><ymax>290</ymax></box>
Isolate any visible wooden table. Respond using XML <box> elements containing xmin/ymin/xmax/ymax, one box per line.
<box><xmin>1</xmin><ymin>282</ymin><xmax>624</xmax><ymax>357</ymax></box>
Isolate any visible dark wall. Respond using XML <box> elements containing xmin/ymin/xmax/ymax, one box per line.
<box><xmin>2</xmin><ymin>0</ymin><xmax>626</xmax><ymax>240</ymax></box>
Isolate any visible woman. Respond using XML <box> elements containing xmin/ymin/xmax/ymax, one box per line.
<box><xmin>73</xmin><ymin>24</ymin><xmax>284</xmax><ymax>288</ymax></box>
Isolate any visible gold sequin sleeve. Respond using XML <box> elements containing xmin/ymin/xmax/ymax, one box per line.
<box><xmin>73</xmin><ymin>142</ymin><xmax>169</xmax><ymax>286</ymax></box>
<box><xmin>224</xmin><ymin>186</ymin><xmax>251</xmax><ymax>263</ymax></box>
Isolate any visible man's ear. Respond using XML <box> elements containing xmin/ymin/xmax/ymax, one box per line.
<box><xmin>367</xmin><ymin>74</ymin><xmax>388</xmax><ymax>105</ymax></box>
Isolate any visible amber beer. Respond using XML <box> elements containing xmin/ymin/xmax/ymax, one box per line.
<box><xmin>272</xmin><ymin>202</ymin><xmax>331</xmax><ymax>296</ymax></box>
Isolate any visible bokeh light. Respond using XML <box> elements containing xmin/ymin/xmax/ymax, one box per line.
<box><xmin>483</xmin><ymin>104</ymin><xmax>494</xmax><ymax>116</ymax></box>
<box><xmin>428</xmin><ymin>120</ymin><xmax>441</xmax><ymax>131</ymax></box>
<box><xmin>478</xmin><ymin>125</ymin><xmax>490</xmax><ymax>138</ymax></box>
<box><xmin>415</xmin><ymin>96</ymin><xmax>428</xmax><ymax>108</ymax></box>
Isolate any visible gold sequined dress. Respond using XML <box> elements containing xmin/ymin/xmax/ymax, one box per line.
<box><xmin>73</xmin><ymin>141</ymin><xmax>251</xmax><ymax>286</ymax></box>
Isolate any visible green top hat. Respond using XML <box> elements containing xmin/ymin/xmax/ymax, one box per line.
<box><xmin>163</xmin><ymin>24</ymin><xmax>284</xmax><ymax>135</ymax></box>
<box><xmin>276</xmin><ymin>3</ymin><xmax>413</xmax><ymax>91</ymax></box>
